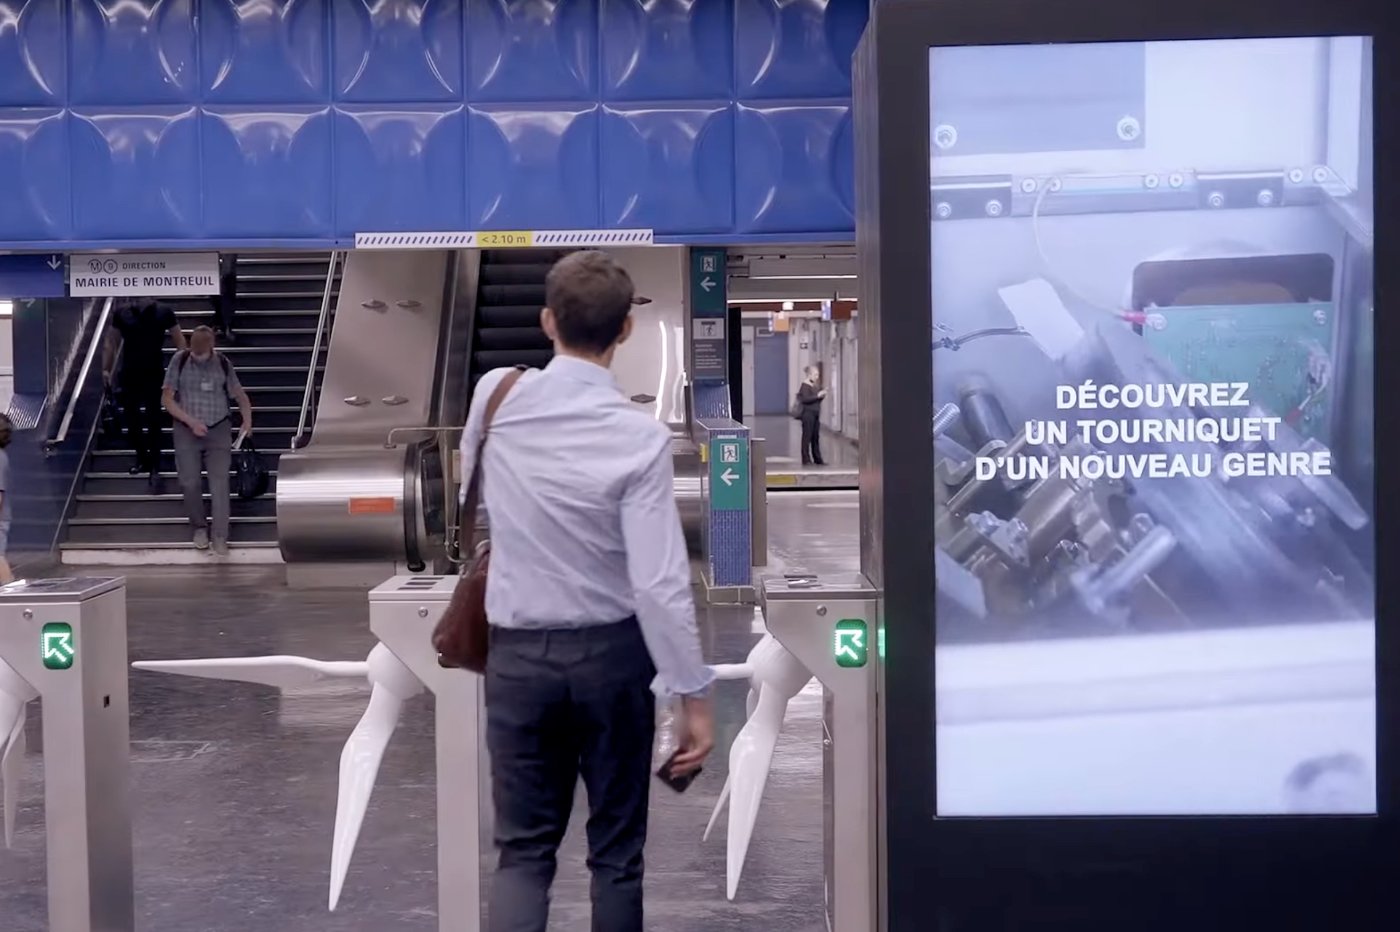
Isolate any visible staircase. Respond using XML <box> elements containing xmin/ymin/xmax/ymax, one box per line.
<box><xmin>467</xmin><ymin>250</ymin><xmax>566</xmax><ymax>401</ymax></box>
<box><xmin>61</xmin><ymin>254</ymin><xmax>338</xmax><ymax>558</ymax></box>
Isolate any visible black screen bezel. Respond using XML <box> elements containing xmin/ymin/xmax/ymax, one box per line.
<box><xmin>858</xmin><ymin>0</ymin><xmax>1396</xmax><ymax>928</ymax></box>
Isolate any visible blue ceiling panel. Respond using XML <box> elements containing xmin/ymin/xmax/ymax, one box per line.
<box><xmin>735</xmin><ymin>0</ymin><xmax>867</xmax><ymax>100</ymax></box>
<box><xmin>71</xmin><ymin>107</ymin><xmax>201</xmax><ymax>239</ymax></box>
<box><xmin>334</xmin><ymin>105</ymin><xmax>467</xmax><ymax>235</ymax></box>
<box><xmin>466</xmin><ymin>0</ymin><xmax>597</xmax><ymax>103</ymax></box>
<box><xmin>70</xmin><ymin>0</ymin><xmax>197</xmax><ymax>106</ymax></box>
<box><xmin>0</xmin><ymin>1</ymin><xmax>66</xmax><ymax>107</ymax></box>
<box><xmin>468</xmin><ymin>105</ymin><xmax>600</xmax><ymax>230</ymax></box>
<box><xmin>202</xmin><ymin>107</ymin><xmax>334</xmax><ymax>238</ymax></box>
<box><xmin>0</xmin><ymin>109</ymin><xmax>71</xmax><ymax>241</ymax></box>
<box><xmin>735</xmin><ymin>103</ymin><xmax>854</xmax><ymax>234</ymax></box>
<box><xmin>601</xmin><ymin>105</ymin><xmax>734</xmax><ymax>233</ymax></box>
<box><xmin>201</xmin><ymin>0</ymin><xmax>328</xmax><ymax>104</ymax></box>
<box><xmin>0</xmin><ymin>0</ymin><xmax>869</xmax><ymax>246</ymax></box>
<box><xmin>600</xmin><ymin>0</ymin><xmax>733</xmax><ymax>101</ymax></box>
<box><xmin>332</xmin><ymin>0</ymin><xmax>463</xmax><ymax>103</ymax></box>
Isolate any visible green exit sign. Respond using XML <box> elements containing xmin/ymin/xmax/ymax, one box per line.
<box><xmin>833</xmin><ymin>619</ymin><xmax>868</xmax><ymax>668</ymax></box>
<box><xmin>41</xmin><ymin>623</ymin><xmax>75</xmax><ymax>670</ymax></box>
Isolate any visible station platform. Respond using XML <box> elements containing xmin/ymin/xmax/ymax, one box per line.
<box><xmin>0</xmin><ymin>493</ymin><xmax>858</xmax><ymax>931</ymax></box>
<box><xmin>751</xmin><ymin>416</ymin><xmax>859</xmax><ymax>490</ymax></box>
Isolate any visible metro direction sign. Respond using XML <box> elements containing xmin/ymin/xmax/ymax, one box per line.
<box><xmin>69</xmin><ymin>252</ymin><xmax>220</xmax><ymax>297</ymax></box>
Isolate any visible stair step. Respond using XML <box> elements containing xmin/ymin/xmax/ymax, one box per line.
<box><xmin>93</xmin><ymin>448</ymin><xmax>290</xmax><ymax>472</ymax></box>
<box><xmin>82</xmin><ymin>472</ymin><xmax>278</xmax><ymax>495</ymax></box>
<box><xmin>70</xmin><ymin>514</ymin><xmax>276</xmax><ymax>525</ymax></box>
<box><xmin>61</xmin><ymin>540</ymin><xmax>281</xmax><ymax>550</ymax></box>
<box><xmin>78</xmin><ymin>491</ymin><xmax>276</xmax><ymax>502</ymax></box>
<box><xmin>243</xmin><ymin>388</ymin><xmax>308</xmax><ymax>406</ymax></box>
<box><xmin>72</xmin><ymin>498</ymin><xmax>277</xmax><ymax>520</ymax></box>
<box><xmin>64</xmin><ymin>520</ymin><xmax>278</xmax><ymax>546</ymax></box>
<box><xmin>227</xmin><ymin>367</ymin><xmax>324</xmax><ymax>388</ymax></box>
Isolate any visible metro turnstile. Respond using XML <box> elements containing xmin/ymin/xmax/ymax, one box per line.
<box><xmin>367</xmin><ymin>575</ymin><xmax>488</xmax><ymax>932</ymax></box>
<box><xmin>760</xmin><ymin>573</ymin><xmax>879</xmax><ymax>932</ymax></box>
<box><xmin>0</xmin><ymin>576</ymin><xmax>134</xmax><ymax>932</ymax></box>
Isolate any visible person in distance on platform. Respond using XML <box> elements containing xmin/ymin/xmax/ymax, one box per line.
<box><xmin>796</xmin><ymin>365</ymin><xmax>828</xmax><ymax>466</ymax></box>
<box><xmin>104</xmin><ymin>298</ymin><xmax>188</xmax><ymax>489</ymax></box>
<box><xmin>462</xmin><ymin>250</ymin><xmax>715</xmax><ymax>932</ymax></box>
<box><xmin>162</xmin><ymin>326</ymin><xmax>253</xmax><ymax>556</ymax></box>
<box><xmin>0</xmin><ymin>413</ymin><xmax>13</xmax><ymax>584</ymax></box>
<box><xmin>211</xmin><ymin>253</ymin><xmax>239</xmax><ymax>343</ymax></box>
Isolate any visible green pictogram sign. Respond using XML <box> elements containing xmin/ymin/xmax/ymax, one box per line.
<box><xmin>834</xmin><ymin>619</ymin><xmax>868</xmax><ymax>668</ymax></box>
<box><xmin>709</xmin><ymin>439</ymin><xmax>750</xmax><ymax>511</ymax></box>
<box><xmin>42</xmin><ymin>622</ymin><xmax>75</xmax><ymax>670</ymax></box>
<box><xmin>690</xmin><ymin>247</ymin><xmax>727</xmax><ymax>318</ymax></box>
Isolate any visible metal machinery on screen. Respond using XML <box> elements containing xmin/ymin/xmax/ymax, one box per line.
<box><xmin>928</xmin><ymin>37</ymin><xmax>1375</xmax><ymax>816</ymax></box>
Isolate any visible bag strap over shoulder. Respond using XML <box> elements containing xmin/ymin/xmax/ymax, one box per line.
<box><xmin>459</xmin><ymin>366</ymin><xmax>529</xmax><ymax>562</ymax></box>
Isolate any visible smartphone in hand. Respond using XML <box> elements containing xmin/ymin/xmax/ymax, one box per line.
<box><xmin>656</xmin><ymin>750</ymin><xmax>702</xmax><ymax>793</ymax></box>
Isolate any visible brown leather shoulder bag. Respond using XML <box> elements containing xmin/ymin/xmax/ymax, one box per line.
<box><xmin>432</xmin><ymin>366</ymin><xmax>528</xmax><ymax>672</ymax></box>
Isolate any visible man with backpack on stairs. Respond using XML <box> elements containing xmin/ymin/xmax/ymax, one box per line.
<box><xmin>162</xmin><ymin>326</ymin><xmax>253</xmax><ymax>555</ymax></box>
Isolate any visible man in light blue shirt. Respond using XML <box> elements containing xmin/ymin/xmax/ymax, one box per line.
<box><xmin>460</xmin><ymin>250</ymin><xmax>714</xmax><ymax>932</ymax></box>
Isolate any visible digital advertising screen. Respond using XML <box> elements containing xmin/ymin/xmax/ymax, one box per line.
<box><xmin>928</xmin><ymin>37</ymin><xmax>1376</xmax><ymax>817</ymax></box>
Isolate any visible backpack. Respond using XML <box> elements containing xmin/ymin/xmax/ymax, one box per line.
<box><xmin>233</xmin><ymin>439</ymin><xmax>270</xmax><ymax>500</ymax></box>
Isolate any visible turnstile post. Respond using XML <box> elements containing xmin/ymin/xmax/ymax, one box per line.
<box><xmin>368</xmin><ymin>575</ymin><xmax>486</xmax><ymax>932</ymax></box>
<box><xmin>760</xmin><ymin>573</ymin><xmax>879</xmax><ymax>932</ymax></box>
<box><xmin>0</xmin><ymin>576</ymin><xmax>134</xmax><ymax>932</ymax></box>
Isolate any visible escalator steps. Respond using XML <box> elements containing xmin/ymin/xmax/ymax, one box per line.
<box><xmin>475</xmin><ymin>327</ymin><xmax>552</xmax><ymax>352</ymax></box>
<box><xmin>479</xmin><ymin>305</ymin><xmax>547</xmax><ymax>329</ymax></box>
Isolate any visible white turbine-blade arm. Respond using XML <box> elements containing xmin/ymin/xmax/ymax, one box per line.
<box><xmin>709</xmin><ymin>663</ymin><xmax>754</xmax><ymax>681</ymax></box>
<box><xmin>704</xmin><ymin>774</ymin><xmax>731</xmax><ymax>843</ymax></box>
<box><xmin>725</xmin><ymin>682</ymin><xmax>790</xmax><ymax>900</ymax></box>
<box><xmin>133</xmin><ymin>656</ymin><xmax>369</xmax><ymax>689</ymax></box>
<box><xmin>328</xmin><ymin>645</ymin><xmax>424</xmax><ymax>911</ymax></box>
<box><xmin>0</xmin><ymin>696</ymin><xmax>24</xmax><ymax>849</ymax></box>
<box><xmin>704</xmin><ymin>686</ymin><xmax>758</xmax><ymax>843</ymax></box>
<box><xmin>0</xmin><ymin>658</ymin><xmax>37</xmax><ymax>849</ymax></box>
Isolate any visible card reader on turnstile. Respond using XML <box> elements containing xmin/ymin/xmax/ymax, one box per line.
<box><xmin>0</xmin><ymin>576</ymin><xmax>134</xmax><ymax>932</ymax></box>
<box><xmin>760</xmin><ymin>572</ymin><xmax>879</xmax><ymax>932</ymax></box>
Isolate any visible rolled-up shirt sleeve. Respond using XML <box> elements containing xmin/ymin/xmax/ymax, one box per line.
<box><xmin>621</xmin><ymin>431</ymin><xmax>713</xmax><ymax>696</ymax></box>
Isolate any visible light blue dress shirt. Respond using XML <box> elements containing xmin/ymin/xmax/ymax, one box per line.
<box><xmin>459</xmin><ymin>356</ymin><xmax>714</xmax><ymax>696</ymax></box>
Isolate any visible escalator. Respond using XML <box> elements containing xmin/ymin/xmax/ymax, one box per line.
<box><xmin>467</xmin><ymin>249</ymin><xmax>568</xmax><ymax>401</ymax></box>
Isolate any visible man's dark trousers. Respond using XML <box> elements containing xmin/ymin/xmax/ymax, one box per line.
<box><xmin>119</xmin><ymin>377</ymin><xmax>165</xmax><ymax>472</ymax></box>
<box><xmin>485</xmin><ymin>618</ymin><xmax>657</xmax><ymax>932</ymax></box>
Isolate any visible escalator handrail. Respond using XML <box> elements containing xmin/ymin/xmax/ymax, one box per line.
<box><xmin>47</xmin><ymin>296</ymin><xmax>114</xmax><ymax>448</ymax></box>
<box><xmin>292</xmin><ymin>251</ymin><xmax>340</xmax><ymax>450</ymax></box>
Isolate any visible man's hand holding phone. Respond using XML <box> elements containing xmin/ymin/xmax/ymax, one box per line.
<box><xmin>670</xmin><ymin>693</ymin><xmax>715</xmax><ymax>769</ymax></box>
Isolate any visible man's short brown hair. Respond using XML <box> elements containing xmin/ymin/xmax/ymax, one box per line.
<box><xmin>544</xmin><ymin>251</ymin><xmax>635</xmax><ymax>354</ymax></box>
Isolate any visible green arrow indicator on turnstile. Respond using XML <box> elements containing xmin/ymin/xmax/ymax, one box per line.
<box><xmin>41</xmin><ymin>622</ymin><xmax>75</xmax><ymax>670</ymax></box>
<box><xmin>833</xmin><ymin>619</ymin><xmax>868</xmax><ymax>668</ymax></box>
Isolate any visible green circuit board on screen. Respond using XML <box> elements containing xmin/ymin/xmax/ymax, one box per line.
<box><xmin>1142</xmin><ymin>303</ymin><xmax>1334</xmax><ymax>442</ymax></box>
